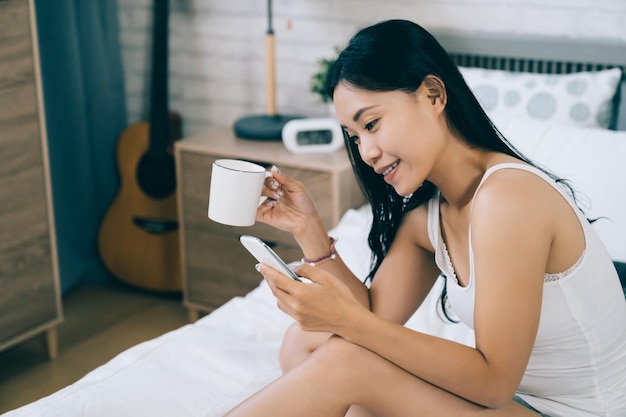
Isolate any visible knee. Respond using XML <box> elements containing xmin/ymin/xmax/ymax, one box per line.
<box><xmin>302</xmin><ymin>337</ymin><xmax>379</xmax><ymax>394</ymax></box>
<box><xmin>279</xmin><ymin>323</ymin><xmax>330</xmax><ymax>373</ymax></box>
<box><xmin>315</xmin><ymin>336</ymin><xmax>363</xmax><ymax>362</ymax></box>
<box><xmin>279</xmin><ymin>323</ymin><xmax>303</xmax><ymax>372</ymax></box>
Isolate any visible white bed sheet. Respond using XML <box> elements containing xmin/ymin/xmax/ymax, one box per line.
<box><xmin>8</xmin><ymin>117</ymin><xmax>626</xmax><ymax>416</ymax></box>
<box><xmin>4</xmin><ymin>206</ymin><xmax>474</xmax><ymax>417</ymax></box>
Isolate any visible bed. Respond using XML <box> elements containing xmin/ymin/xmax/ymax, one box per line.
<box><xmin>4</xmin><ymin>30</ymin><xmax>626</xmax><ymax>417</ymax></box>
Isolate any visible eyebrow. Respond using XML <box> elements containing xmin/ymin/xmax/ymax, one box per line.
<box><xmin>352</xmin><ymin>105</ymin><xmax>378</xmax><ymax>122</ymax></box>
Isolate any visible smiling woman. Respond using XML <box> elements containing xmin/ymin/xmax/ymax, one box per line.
<box><xmin>4</xmin><ymin>17</ymin><xmax>626</xmax><ymax>416</ymax></box>
<box><xmin>334</xmin><ymin>79</ymin><xmax>447</xmax><ymax>197</ymax></box>
<box><xmin>224</xmin><ymin>19</ymin><xmax>626</xmax><ymax>417</ymax></box>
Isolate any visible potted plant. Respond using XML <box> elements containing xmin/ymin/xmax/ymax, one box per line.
<box><xmin>310</xmin><ymin>48</ymin><xmax>340</xmax><ymax>105</ymax></box>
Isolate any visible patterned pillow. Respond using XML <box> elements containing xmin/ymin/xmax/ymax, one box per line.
<box><xmin>459</xmin><ymin>67</ymin><xmax>623</xmax><ymax>129</ymax></box>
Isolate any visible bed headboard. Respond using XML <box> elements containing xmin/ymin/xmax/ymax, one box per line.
<box><xmin>433</xmin><ymin>31</ymin><xmax>626</xmax><ymax>131</ymax></box>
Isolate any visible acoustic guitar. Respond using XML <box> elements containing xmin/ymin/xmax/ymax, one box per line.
<box><xmin>98</xmin><ymin>0</ymin><xmax>182</xmax><ymax>291</ymax></box>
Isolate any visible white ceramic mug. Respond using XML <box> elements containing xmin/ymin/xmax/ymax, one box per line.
<box><xmin>208</xmin><ymin>159</ymin><xmax>271</xmax><ymax>227</ymax></box>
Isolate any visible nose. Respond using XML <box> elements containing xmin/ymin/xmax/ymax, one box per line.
<box><xmin>358</xmin><ymin>134</ymin><xmax>381</xmax><ymax>167</ymax></box>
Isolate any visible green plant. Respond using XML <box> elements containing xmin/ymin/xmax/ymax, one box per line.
<box><xmin>310</xmin><ymin>48</ymin><xmax>339</xmax><ymax>103</ymax></box>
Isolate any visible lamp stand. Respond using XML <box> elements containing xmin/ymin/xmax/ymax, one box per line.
<box><xmin>233</xmin><ymin>0</ymin><xmax>300</xmax><ymax>141</ymax></box>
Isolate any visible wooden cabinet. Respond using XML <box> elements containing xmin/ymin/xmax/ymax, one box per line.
<box><xmin>175</xmin><ymin>127</ymin><xmax>365</xmax><ymax>320</ymax></box>
<box><xmin>0</xmin><ymin>0</ymin><xmax>62</xmax><ymax>358</ymax></box>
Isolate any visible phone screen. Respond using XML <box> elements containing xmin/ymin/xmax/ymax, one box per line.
<box><xmin>240</xmin><ymin>235</ymin><xmax>302</xmax><ymax>282</ymax></box>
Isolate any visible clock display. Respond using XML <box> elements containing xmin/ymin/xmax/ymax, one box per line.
<box><xmin>282</xmin><ymin>117</ymin><xmax>344</xmax><ymax>154</ymax></box>
<box><xmin>296</xmin><ymin>129</ymin><xmax>333</xmax><ymax>145</ymax></box>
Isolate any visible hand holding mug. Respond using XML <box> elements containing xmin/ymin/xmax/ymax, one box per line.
<box><xmin>256</xmin><ymin>166</ymin><xmax>324</xmax><ymax>237</ymax></box>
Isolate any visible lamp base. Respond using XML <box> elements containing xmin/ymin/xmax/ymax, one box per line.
<box><xmin>233</xmin><ymin>114</ymin><xmax>302</xmax><ymax>141</ymax></box>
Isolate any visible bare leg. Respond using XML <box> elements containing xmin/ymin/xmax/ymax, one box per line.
<box><xmin>279</xmin><ymin>324</ymin><xmax>377</xmax><ymax>417</ymax></box>
<box><xmin>279</xmin><ymin>323</ymin><xmax>330</xmax><ymax>372</ymax></box>
<box><xmin>226</xmin><ymin>337</ymin><xmax>539</xmax><ymax>417</ymax></box>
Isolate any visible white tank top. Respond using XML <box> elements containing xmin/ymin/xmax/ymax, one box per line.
<box><xmin>426</xmin><ymin>163</ymin><xmax>626</xmax><ymax>416</ymax></box>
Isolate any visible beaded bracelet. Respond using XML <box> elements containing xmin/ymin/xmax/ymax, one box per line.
<box><xmin>301</xmin><ymin>237</ymin><xmax>338</xmax><ymax>266</ymax></box>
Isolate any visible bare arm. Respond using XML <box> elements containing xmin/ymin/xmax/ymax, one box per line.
<box><xmin>256</xmin><ymin>166</ymin><xmax>370</xmax><ymax>307</ymax></box>
<box><xmin>333</xmin><ymin>172</ymin><xmax>552</xmax><ymax>407</ymax></box>
<box><xmin>263</xmin><ymin>171</ymin><xmax>559</xmax><ymax>407</ymax></box>
<box><xmin>260</xmin><ymin>173</ymin><xmax>440</xmax><ymax>324</ymax></box>
<box><xmin>368</xmin><ymin>205</ymin><xmax>440</xmax><ymax>323</ymax></box>
<box><xmin>316</xmin><ymin>204</ymin><xmax>441</xmax><ymax>321</ymax></box>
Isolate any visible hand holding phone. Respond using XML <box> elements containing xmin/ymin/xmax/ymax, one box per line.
<box><xmin>240</xmin><ymin>235</ymin><xmax>308</xmax><ymax>283</ymax></box>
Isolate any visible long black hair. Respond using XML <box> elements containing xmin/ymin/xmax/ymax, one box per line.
<box><xmin>325</xmin><ymin>19</ymin><xmax>574</xmax><ymax>320</ymax></box>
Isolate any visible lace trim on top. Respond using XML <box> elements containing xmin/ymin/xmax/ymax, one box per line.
<box><xmin>544</xmin><ymin>251</ymin><xmax>584</xmax><ymax>282</ymax></box>
<box><xmin>441</xmin><ymin>241</ymin><xmax>459</xmax><ymax>285</ymax></box>
<box><xmin>442</xmin><ymin>241</ymin><xmax>585</xmax><ymax>284</ymax></box>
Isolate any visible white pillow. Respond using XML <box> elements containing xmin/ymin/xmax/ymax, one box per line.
<box><xmin>499</xmin><ymin>119</ymin><xmax>626</xmax><ymax>262</ymax></box>
<box><xmin>460</xmin><ymin>67</ymin><xmax>622</xmax><ymax>129</ymax></box>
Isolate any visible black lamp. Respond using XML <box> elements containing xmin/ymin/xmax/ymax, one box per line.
<box><xmin>233</xmin><ymin>0</ymin><xmax>301</xmax><ymax>141</ymax></box>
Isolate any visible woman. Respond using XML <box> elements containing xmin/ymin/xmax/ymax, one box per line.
<box><xmin>225</xmin><ymin>19</ymin><xmax>626</xmax><ymax>416</ymax></box>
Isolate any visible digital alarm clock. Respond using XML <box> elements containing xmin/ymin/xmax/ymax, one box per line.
<box><xmin>281</xmin><ymin>117</ymin><xmax>344</xmax><ymax>154</ymax></box>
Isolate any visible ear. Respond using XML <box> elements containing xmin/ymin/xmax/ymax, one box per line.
<box><xmin>423</xmin><ymin>75</ymin><xmax>447</xmax><ymax>108</ymax></box>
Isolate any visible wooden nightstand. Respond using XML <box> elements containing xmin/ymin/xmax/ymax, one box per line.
<box><xmin>175</xmin><ymin>127</ymin><xmax>366</xmax><ymax>321</ymax></box>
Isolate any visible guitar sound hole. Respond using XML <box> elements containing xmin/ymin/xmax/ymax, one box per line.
<box><xmin>136</xmin><ymin>152</ymin><xmax>176</xmax><ymax>199</ymax></box>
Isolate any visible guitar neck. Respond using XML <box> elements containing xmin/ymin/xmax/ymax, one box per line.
<box><xmin>148</xmin><ymin>0</ymin><xmax>170</xmax><ymax>158</ymax></box>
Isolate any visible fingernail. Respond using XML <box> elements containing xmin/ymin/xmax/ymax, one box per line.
<box><xmin>271</xmin><ymin>165</ymin><xmax>281</xmax><ymax>174</ymax></box>
<box><xmin>255</xmin><ymin>263</ymin><xmax>261</xmax><ymax>272</ymax></box>
<box><xmin>274</xmin><ymin>190</ymin><xmax>283</xmax><ymax>199</ymax></box>
<box><xmin>269</xmin><ymin>180</ymin><xmax>279</xmax><ymax>190</ymax></box>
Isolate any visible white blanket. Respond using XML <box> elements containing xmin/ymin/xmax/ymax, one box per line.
<box><xmin>4</xmin><ymin>206</ymin><xmax>474</xmax><ymax>417</ymax></box>
<box><xmin>8</xmin><ymin>119</ymin><xmax>625</xmax><ymax>417</ymax></box>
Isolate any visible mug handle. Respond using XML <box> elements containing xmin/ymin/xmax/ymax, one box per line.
<box><xmin>259</xmin><ymin>171</ymin><xmax>273</xmax><ymax>206</ymax></box>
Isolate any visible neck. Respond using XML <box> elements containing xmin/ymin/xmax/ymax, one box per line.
<box><xmin>429</xmin><ymin>139</ymin><xmax>493</xmax><ymax>209</ymax></box>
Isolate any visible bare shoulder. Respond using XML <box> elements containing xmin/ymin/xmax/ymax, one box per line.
<box><xmin>469</xmin><ymin>165</ymin><xmax>561</xmax><ymax>261</ymax></box>
<box><xmin>472</xmin><ymin>164</ymin><xmax>585</xmax><ymax>273</ymax></box>
<box><xmin>472</xmin><ymin>165</ymin><xmax>562</xmax><ymax>223</ymax></box>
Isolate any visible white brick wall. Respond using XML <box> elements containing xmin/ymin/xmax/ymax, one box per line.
<box><xmin>117</xmin><ymin>0</ymin><xmax>626</xmax><ymax>136</ymax></box>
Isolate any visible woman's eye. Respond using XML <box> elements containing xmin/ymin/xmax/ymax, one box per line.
<box><xmin>343</xmin><ymin>129</ymin><xmax>360</xmax><ymax>144</ymax></box>
<box><xmin>364</xmin><ymin>119</ymin><xmax>378</xmax><ymax>131</ymax></box>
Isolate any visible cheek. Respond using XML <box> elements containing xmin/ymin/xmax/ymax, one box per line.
<box><xmin>400</xmin><ymin>111</ymin><xmax>444</xmax><ymax>159</ymax></box>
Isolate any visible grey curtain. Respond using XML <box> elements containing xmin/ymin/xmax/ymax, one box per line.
<box><xmin>34</xmin><ymin>0</ymin><xmax>127</xmax><ymax>293</ymax></box>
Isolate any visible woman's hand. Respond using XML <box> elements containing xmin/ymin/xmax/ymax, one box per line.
<box><xmin>260</xmin><ymin>262</ymin><xmax>364</xmax><ymax>334</ymax></box>
<box><xmin>256</xmin><ymin>166</ymin><xmax>323</xmax><ymax>237</ymax></box>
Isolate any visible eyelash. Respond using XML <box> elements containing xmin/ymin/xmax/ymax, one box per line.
<box><xmin>346</xmin><ymin>119</ymin><xmax>378</xmax><ymax>145</ymax></box>
<box><xmin>365</xmin><ymin>119</ymin><xmax>378</xmax><ymax>131</ymax></box>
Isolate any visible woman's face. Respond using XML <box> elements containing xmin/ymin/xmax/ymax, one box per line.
<box><xmin>333</xmin><ymin>81</ymin><xmax>447</xmax><ymax>197</ymax></box>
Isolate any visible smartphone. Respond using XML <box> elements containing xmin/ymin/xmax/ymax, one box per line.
<box><xmin>240</xmin><ymin>235</ymin><xmax>304</xmax><ymax>282</ymax></box>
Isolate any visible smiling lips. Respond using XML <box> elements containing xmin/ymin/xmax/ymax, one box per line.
<box><xmin>381</xmin><ymin>160</ymin><xmax>400</xmax><ymax>178</ymax></box>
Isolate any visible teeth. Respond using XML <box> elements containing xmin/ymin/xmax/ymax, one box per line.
<box><xmin>382</xmin><ymin>160</ymin><xmax>399</xmax><ymax>176</ymax></box>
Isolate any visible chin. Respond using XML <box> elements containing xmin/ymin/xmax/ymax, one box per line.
<box><xmin>393</xmin><ymin>182</ymin><xmax>423</xmax><ymax>198</ymax></box>
<box><xmin>391</xmin><ymin>185</ymin><xmax>413</xmax><ymax>198</ymax></box>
